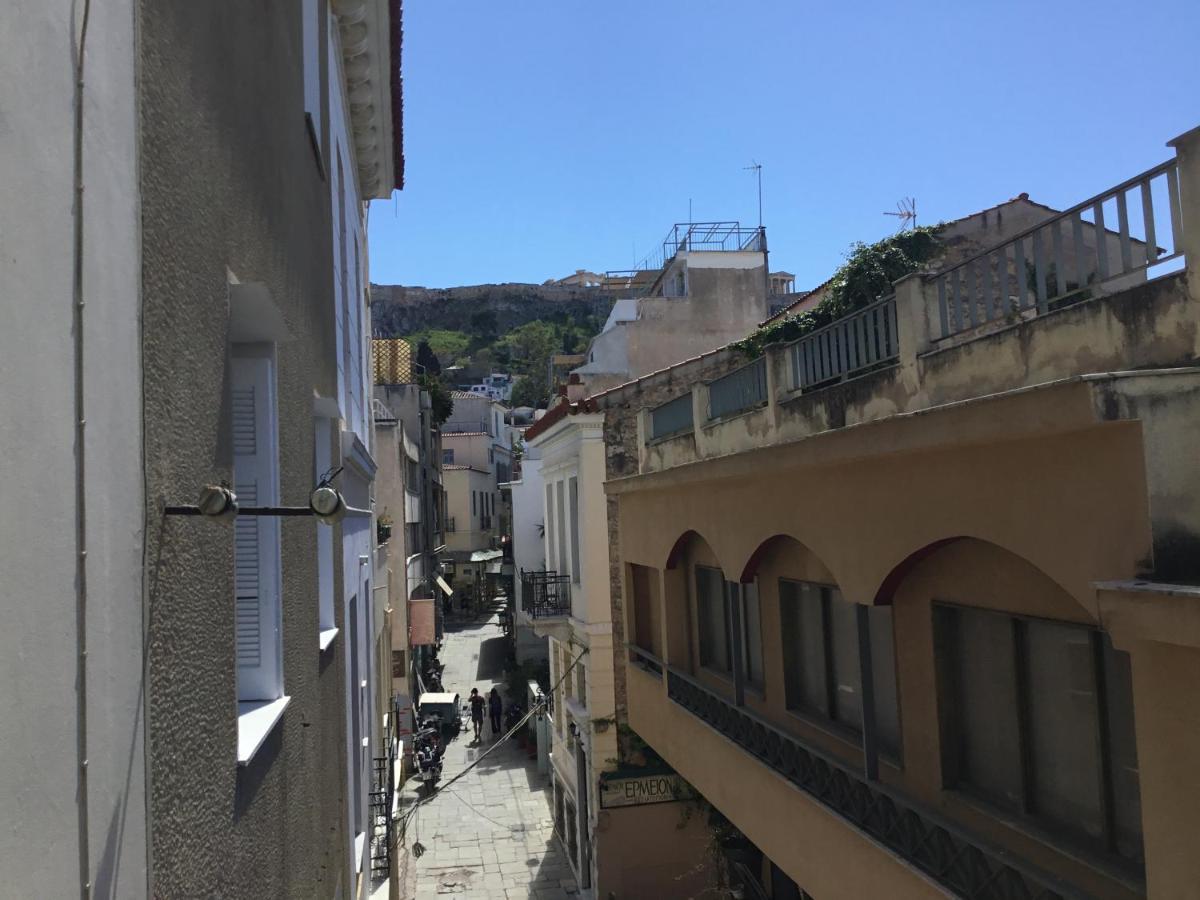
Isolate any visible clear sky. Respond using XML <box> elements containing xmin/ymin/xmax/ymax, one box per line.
<box><xmin>367</xmin><ymin>0</ymin><xmax>1198</xmax><ymax>290</ymax></box>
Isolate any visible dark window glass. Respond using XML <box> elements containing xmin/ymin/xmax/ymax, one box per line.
<box><xmin>944</xmin><ymin>606</ymin><xmax>1023</xmax><ymax>811</ymax></box>
<box><xmin>828</xmin><ymin>593</ymin><xmax>862</xmax><ymax>730</ymax></box>
<box><xmin>780</xmin><ymin>580</ymin><xmax>829</xmax><ymax>715</ymax></box>
<box><xmin>741</xmin><ymin>582</ymin><xmax>764</xmax><ymax>689</ymax></box>
<box><xmin>696</xmin><ymin>566</ymin><xmax>730</xmax><ymax>673</ymax></box>
<box><xmin>869</xmin><ymin>605</ymin><xmax>901</xmax><ymax>756</ymax></box>
<box><xmin>1025</xmin><ymin>620</ymin><xmax>1104</xmax><ymax>840</ymax></box>
<box><xmin>937</xmin><ymin>604</ymin><xmax>1143</xmax><ymax>865</ymax></box>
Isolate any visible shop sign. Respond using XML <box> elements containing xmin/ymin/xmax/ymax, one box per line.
<box><xmin>599</xmin><ymin>773</ymin><xmax>691</xmax><ymax>809</ymax></box>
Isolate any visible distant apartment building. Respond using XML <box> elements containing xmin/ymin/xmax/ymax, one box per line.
<box><xmin>572</xmin><ymin>221</ymin><xmax>772</xmax><ymax>392</ymax></box>
<box><xmin>583</xmin><ymin>127</ymin><xmax>1200</xmax><ymax>899</ymax></box>
<box><xmin>514</xmin><ymin>395</ymin><xmax>713</xmax><ymax>896</ymax></box>
<box><xmin>373</xmin><ymin>340</ymin><xmax>449</xmax><ymax>723</ymax></box>
<box><xmin>1</xmin><ymin>3</ymin><xmax>402</xmax><ymax>898</ymax></box>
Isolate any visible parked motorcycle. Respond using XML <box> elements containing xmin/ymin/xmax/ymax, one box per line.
<box><xmin>413</xmin><ymin>727</ymin><xmax>444</xmax><ymax>787</ymax></box>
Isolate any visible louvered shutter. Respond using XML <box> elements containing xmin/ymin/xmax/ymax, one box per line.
<box><xmin>232</xmin><ymin>356</ymin><xmax>282</xmax><ymax>701</ymax></box>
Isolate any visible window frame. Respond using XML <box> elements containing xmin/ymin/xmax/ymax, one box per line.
<box><xmin>934</xmin><ymin>601</ymin><xmax>1143</xmax><ymax>870</ymax></box>
<box><xmin>778</xmin><ymin>579</ymin><xmax>902</xmax><ymax>759</ymax></box>
<box><xmin>568</xmin><ymin>476</ymin><xmax>581</xmax><ymax>585</ymax></box>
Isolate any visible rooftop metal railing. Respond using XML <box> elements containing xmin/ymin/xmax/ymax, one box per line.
<box><xmin>442</xmin><ymin>420</ymin><xmax>491</xmax><ymax>435</ymax></box>
<box><xmin>662</xmin><ymin>221</ymin><xmax>765</xmax><ymax>259</ymax></box>
<box><xmin>708</xmin><ymin>357</ymin><xmax>768</xmax><ymax>420</ymax></box>
<box><xmin>790</xmin><ymin>295</ymin><xmax>899</xmax><ymax>390</ymax></box>
<box><xmin>649</xmin><ymin>392</ymin><xmax>694</xmax><ymax>441</ymax></box>
<box><xmin>935</xmin><ymin>158</ymin><xmax>1184</xmax><ymax>340</ymax></box>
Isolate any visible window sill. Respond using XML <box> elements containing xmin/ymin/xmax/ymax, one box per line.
<box><xmin>237</xmin><ymin>696</ymin><xmax>290</xmax><ymax>765</ymax></box>
<box><xmin>943</xmin><ymin>788</ymin><xmax>1145</xmax><ymax>891</ymax></box>
<box><xmin>318</xmin><ymin>627</ymin><xmax>339</xmax><ymax>652</ymax></box>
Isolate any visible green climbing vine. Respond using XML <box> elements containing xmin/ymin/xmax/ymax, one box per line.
<box><xmin>732</xmin><ymin>224</ymin><xmax>946</xmax><ymax>357</ymax></box>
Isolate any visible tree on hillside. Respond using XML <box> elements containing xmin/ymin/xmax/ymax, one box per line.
<box><xmin>415</xmin><ymin>340</ymin><xmax>441</xmax><ymax>376</ymax></box>
<box><xmin>509</xmin><ymin>376</ymin><xmax>541</xmax><ymax>409</ymax></box>
<box><xmin>418</xmin><ymin>373</ymin><xmax>454</xmax><ymax>426</ymax></box>
<box><xmin>496</xmin><ymin>320</ymin><xmax>559</xmax><ymax>402</ymax></box>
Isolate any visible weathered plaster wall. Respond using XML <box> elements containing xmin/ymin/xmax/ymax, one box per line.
<box><xmin>0</xmin><ymin>2</ymin><xmax>146</xmax><ymax>896</ymax></box>
<box><xmin>139</xmin><ymin>2</ymin><xmax>349</xmax><ymax>896</ymax></box>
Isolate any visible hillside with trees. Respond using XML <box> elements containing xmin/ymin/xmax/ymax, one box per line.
<box><xmin>371</xmin><ymin>282</ymin><xmax>611</xmax><ymax>406</ymax></box>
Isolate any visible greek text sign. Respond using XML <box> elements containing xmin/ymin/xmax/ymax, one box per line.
<box><xmin>599</xmin><ymin>773</ymin><xmax>690</xmax><ymax>809</ymax></box>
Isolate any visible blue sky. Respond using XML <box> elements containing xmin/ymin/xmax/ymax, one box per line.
<box><xmin>368</xmin><ymin>0</ymin><xmax>1198</xmax><ymax>289</ymax></box>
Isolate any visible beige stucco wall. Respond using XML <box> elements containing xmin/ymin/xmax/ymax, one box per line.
<box><xmin>612</xmin><ymin>393</ymin><xmax>1167</xmax><ymax>897</ymax></box>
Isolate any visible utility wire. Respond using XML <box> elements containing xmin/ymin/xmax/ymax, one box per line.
<box><xmin>393</xmin><ymin>648</ymin><xmax>589</xmax><ymax>853</ymax></box>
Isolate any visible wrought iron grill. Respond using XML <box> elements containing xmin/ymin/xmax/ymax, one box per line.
<box><xmin>665</xmin><ymin>667</ymin><xmax>1079</xmax><ymax>900</ymax></box>
<box><xmin>934</xmin><ymin>158</ymin><xmax>1184</xmax><ymax>340</ymax></box>
<box><xmin>789</xmin><ymin>296</ymin><xmax>899</xmax><ymax>390</ymax></box>
<box><xmin>369</xmin><ymin>751</ymin><xmax>393</xmax><ymax>879</ymax></box>
<box><xmin>708</xmin><ymin>358</ymin><xmax>768</xmax><ymax>420</ymax></box>
<box><xmin>521</xmin><ymin>569</ymin><xmax>572</xmax><ymax>618</ymax></box>
<box><xmin>650</xmin><ymin>393</ymin><xmax>694</xmax><ymax>440</ymax></box>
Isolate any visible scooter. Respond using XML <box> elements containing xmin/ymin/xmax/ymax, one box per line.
<box><xmin>413</xmin><ymin>727</ymin><xmax>444</xmax><ymax>787</ymax></box>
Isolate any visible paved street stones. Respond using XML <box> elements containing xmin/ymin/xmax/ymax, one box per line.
<box><xmin>397</xmin><ymin>604</ymin><xmax>578</xmax><ymax>900</ymax></box>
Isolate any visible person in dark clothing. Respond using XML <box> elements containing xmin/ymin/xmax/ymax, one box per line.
<box><xmin>468</xmin><ymin>688</ymin><xmax>485</xmax><ymax>740</ymax></box>
<box><xmin>488</xmin><ymin>687</ymin><xmax>503</xmax><ymax>737</ymax></box>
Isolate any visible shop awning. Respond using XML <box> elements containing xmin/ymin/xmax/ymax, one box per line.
<box><xmin>435</xmin><ymin>575</ymin><xmax>454</xmax><ymax>598</ymax></box>
<box><xmin>408</xmin><ymin>598</ymin><xmax>436</xmax><ymax>647</ymax></box>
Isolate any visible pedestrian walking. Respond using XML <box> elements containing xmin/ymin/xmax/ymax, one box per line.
<box><xmin>468</xmin><ymin>687</ymin><xmax>485</xmax><ymax>740</ymax></box>
<box><xmin>488</xmin><ymin>686</ymin><xmax>502</xmax><ymax>737</ymax></box>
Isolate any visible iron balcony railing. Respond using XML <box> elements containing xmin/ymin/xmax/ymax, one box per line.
<box><xmin>708</xmin><ymin>357</ymin><xmax>768</xmax><ymax>420</ymax></box>
<box><xmin>935</xmin><ymin>158</ymin><xmax>1184</xmax><ymax>340</ymax></box>
<box><xmin>649</xmin><ymin>392</ymin><xmax>694</xmax><ymax>441</ymax></box>
<box><xmin>521</xmin><ymin>569</ymin><xmax>571</xmax><ymax>619</ymax></box>
<box><xmin>664</xmin><ymin>666</ymin><xmax>1082</xmax><ymax>900</ymax></box>
<box><xmin>790</xmin><ymin>295</ymin><xmax>900</xmax><ymax>390</ymax></box>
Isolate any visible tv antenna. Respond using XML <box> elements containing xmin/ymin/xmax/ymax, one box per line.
<box><xmin>884</xmin><ymin>197</ymin><xmax>917</xmax><ymax>232</ymax></box>
<box><xmin>744</xmin><ymin>161</ymin><xmax>763</xmax><ymax>229</ymax></box>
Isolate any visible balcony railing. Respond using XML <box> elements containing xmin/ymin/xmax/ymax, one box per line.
<box><xmin>664</xmin><ymin>666</ymin><xmax>1080</xmax><ymax>900</ymax></box>
<box><xmin>442</xmin><ymin>420</ymin><xmax>491</xmax><ymax>435</ymax></box>
<box><xmin>708</xmin><ymin>357</ymin><xmax>768</xmax><ymax>420</ymax></box>
<box><xmin>790</xmin><ymin>295</ymin><xmax>899</xmax><ymax>390</ymax></box>
<box><xmin>649</xmin><ymin>392</ymin><xmax>694</xmax><ymax>441</ymax></box>
<box><xmin>521</xmin><ymin>569</ymin><xmax>571</xmax><ymax>619</ymax></box>
<box><xmin>934</xmin><ymin>158</ymin><xmax>1184</xmax><ymax>340</ymax></box>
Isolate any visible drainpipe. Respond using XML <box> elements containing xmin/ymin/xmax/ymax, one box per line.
<box><xmin>71</xmin><ymin>2</ymin><xmax>95</xmax><ymax>896</ymax></box>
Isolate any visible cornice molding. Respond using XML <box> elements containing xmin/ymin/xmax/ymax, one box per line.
<box><xmin>333</xmin><ymin>0</ymin><xmax>397</xmax><ymax>198</ymax></box>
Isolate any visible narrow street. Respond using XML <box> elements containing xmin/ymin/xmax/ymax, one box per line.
<box><xmin>399</xmin><ymin>602</ymin><xmax>578</xmax><ymax>899</ymax></box>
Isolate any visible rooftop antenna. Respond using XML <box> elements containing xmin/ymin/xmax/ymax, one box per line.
<box><xmin>744</xmin><ymin>161</ymin><xmax>763</xmax><ymax>229</ymax></box>
<box><xmin>884</xmin><ymin>197</ymin><xmax>917</xmax><ymax>232</ymax></box>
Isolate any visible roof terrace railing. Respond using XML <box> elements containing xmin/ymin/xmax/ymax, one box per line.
<box><xmin>708</xmin><ymin>357</ymin><xmax>768</xmax><ymax>420</ymax></box>
<box><xmin>649</xmin><ymin>392</ymin><xmax>694</xmax><ymax>441</ymax></box>
<box><xmin>790</xmin><ymin>295</ymin><xmax>900</xmax><ymax>390</ymax></box>
<box><xmin>662</xmin><ymin>221</ymin><xmax>765</xmax><ymax>260</ymax></box>
<box><xmin>935</xmin><ymin>158</ymin><xmax>1184</xmax><ymax>340</ymax></box>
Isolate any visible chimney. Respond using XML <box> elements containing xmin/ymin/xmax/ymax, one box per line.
<box><xmin>566</xmin><ymin>373</ymin><xmax>586</xmax><ymax>404</ymax></box>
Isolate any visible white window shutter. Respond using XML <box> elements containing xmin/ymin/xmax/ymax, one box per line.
<box><xmin>232</xmin><ymin>356</ymin><xmax>282</xmax><ymax>702</ymax></box>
